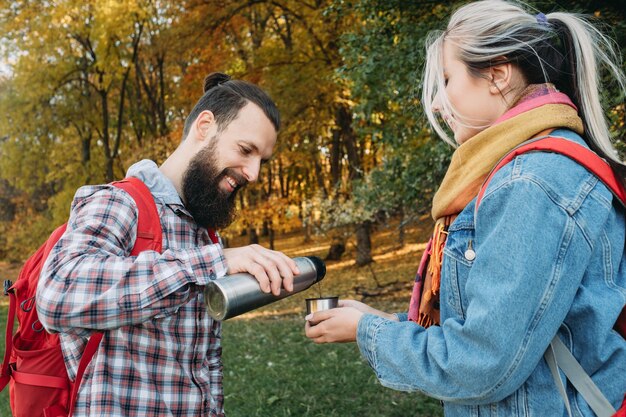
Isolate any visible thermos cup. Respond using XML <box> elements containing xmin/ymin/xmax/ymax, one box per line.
<box><xmin>305</xmin><ymin>296</ymin><xmax>339</xmax><ymax>315</ymax></box>
<box><xmin>204</xmin><ymin>256</ymin><xmax>326</xmax><ymax>320</ymax></box>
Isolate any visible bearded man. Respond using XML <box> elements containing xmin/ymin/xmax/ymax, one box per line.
<box><xmin>37</xmin><ymin>73</ymin><xmax>298</xmax><ymax>417</ymax></box>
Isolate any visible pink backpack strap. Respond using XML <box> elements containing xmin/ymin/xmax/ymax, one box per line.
<box><xmin>476</xmin><ymin>136</ymin><xmax>626</xmax><ymax>210</ymax></box>
<box><xmin>67</xmin><ymin>177</ymin><xmax>162</xmax><ymax>417</ymax></box>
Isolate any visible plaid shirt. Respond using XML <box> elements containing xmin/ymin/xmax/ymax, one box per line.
<box><xmin>37</xmin><ymin>160</ymin><xmax>228</xmax><ymax>417</ymax></box>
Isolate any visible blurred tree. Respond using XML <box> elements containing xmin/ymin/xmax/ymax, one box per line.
<box><xmin>0</xmin><ymin>0</ymin><xmax>624</xmax><ymax>265</ymax></box>
<box><xmin>0</xmin><ymin>1</ymin><xmax>153</xmax><ymax>254</ymax></box>
<box><xmin>339</xmin><ymin>0</ymin><xmax>625</xmax><ymax>248</ymax></box>
<box><xmin>333</xmin><ymin>0</ymin><xmax>454</xmax><ymax>247</ymax></box>
<box><xmin>179</xmin><ymin>0</ymin><xmax>381</xmax><ymax>264</ymax></box>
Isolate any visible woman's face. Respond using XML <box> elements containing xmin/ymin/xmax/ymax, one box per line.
<box><xmin>432</xmin><ymin>41</ymin><xmax>510</xmax><ymax>144</ymax></box>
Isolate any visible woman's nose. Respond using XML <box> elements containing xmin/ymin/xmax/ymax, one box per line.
<box><xmin>432</xmin><ymin>92</ymin><xmax>442</xmax><ymax>113</ymax></box>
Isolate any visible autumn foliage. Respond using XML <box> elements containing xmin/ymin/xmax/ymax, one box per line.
<box><xmin>0</xmin><ymin>0</ymin><xmax>624</xmax><ymax>262</ymax></box>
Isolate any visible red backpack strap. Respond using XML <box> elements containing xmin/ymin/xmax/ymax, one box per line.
<box><xmin>0</xmin><ymin>284</ymin><xmax>17</xmax><ymax>391</ymax></box>
<box><xmin>67</xmin><ymin>177</ymin><xmax>162</xmax><ymax>417</ymax></box>
<box><xmin>208</xmin><ymin>230</ymin><xmax>219</xmax><ymax>244</ymax></box>
<box><xmin>66</xmin><ymin>332</ymin><xmax>103</xmax><ymax>416</ymax></box>
<box><xmin>112</xmin><ymin>177</ymin><xmax>163</xmax><ymax>254</ymax></box>
<box><xmin>476</xmin><ymin>136</ymin><xmax>626</xmax><ymax>210</ymax></box>
<box><xmin>475</xmin><ymin>136</ymin><xmax>626</xmax><ymax>340</ymax></box>
<box><xmin>116</xmin><ymin>176</ymin><xmax>216</xmax><ymax>246</ymax></box>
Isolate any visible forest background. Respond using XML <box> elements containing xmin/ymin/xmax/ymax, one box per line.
<box><xmin>0</xmin><ymin>1</ymin><xmax>625</xmax><ymax>416</ymax></box>
<box><xmin>1</xmin><ymin>0</ymin><xmax>625</xmax><ymax>264</ymax></box>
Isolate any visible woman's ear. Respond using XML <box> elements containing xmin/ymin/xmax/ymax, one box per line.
<box><xmin>488</xmin><ymin>61</ymin><xmax>514</xmax><ymax>95</ymax></box>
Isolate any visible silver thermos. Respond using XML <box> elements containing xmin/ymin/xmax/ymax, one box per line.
<box><xmin>204</xmin><ymin>256</ymin><xmax>326</xmax><ymax>320</ymax></box>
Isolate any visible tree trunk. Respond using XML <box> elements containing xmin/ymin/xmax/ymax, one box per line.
<box><xmin>81</xmin><ymin>133</ymin><xmax>91</xmax><ymax>164</ymax></box>
<box><xmin>303</xmin><ymin>221</ymin><xmax>313</xmax><ymax>243</ymax></box>
<box><xmin>279</xmin><ymin>157</ymin><xmax>287</xmax><ymax>198</ymax></box>
<box><xmin>248</xmin><ymin>226</ymin><xmax>259</xmax><ymax>245</ymax></box>
<box><xmin>398</xmin><ymin>207</ymin><xmax>405</xmax><ymax>248</ymax></box>
<box><xmin>330</xmin><ymin>128</ymin><xmax>341</xmax><ymax>187</ymax></box>
<box><xmin>157</xmin><ymin>54</ymin><xmax>168</xmax><ymax>136</ymax></box>
<box><xmin>313</xmin><ymin>156</ymin><xmax>327</xmax><ymax>197</ymax></box>
<box><xmin>262</xmin><ymin>220</ymin><xmax>269</xmax><ymax>236</ymax></box>
<box><xmin>268</xmin><ymin>224</ymin><xmax>275</xmax><ymax>250</ymax></box>
<box><xmin>336</xmin><ymin>104</ymin><xmax>374</xmax><ymax>266</ymax></box>
<box><xmin>325</xmin><ymin>236</ymin><xmax>345</xmax><ymax>261</ymax></box>
<box><xmin>355</xmin><ymin>220</ymin><xmax>373</xmax><ymax>266</ymax></box>
<box><xmin>98</xmin><ymin>83</ymin><xmax>114</xmax><ymax>182</ymax></box>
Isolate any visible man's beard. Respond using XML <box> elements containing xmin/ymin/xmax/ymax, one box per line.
<box><xmin>181</xmin><ymin>140</ymin><xmax>246</xmax><ymax>230</ymax></box>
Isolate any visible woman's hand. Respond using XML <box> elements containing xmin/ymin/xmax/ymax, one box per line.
<box><xmin>304</xmin><ymin>300</ymin><xmax>398</xmax><ymax>344</ymax></box>
<box><xmin>338</xmin><ymin>299</ymin><xmax>398</xmax><ymax>321</ymax></box>
<box><xmin>305</xmin><ymin>307</ymin><xmax>363</xmax><ymax>343</ymax></box>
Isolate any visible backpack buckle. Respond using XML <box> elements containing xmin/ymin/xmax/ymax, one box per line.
<box><xmin>3</xmin><ymin>280</ymin><xmax>13</xmax><ymax>295</ymax></box>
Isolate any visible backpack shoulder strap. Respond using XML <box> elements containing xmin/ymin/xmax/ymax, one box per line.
<box><xmin>476</xmin><ymin>136</ymin><xmax>626</xmax><ymax>210</ymax></box>
<box><xmin>67</xmin><ymin>332</ymin><xmax>104</xmax><ymax>416</ymax></box>
<box><xmin>475</xmin><ymin>137</ymin><xmax>626</xmax><ymax>416</ymax></box>
<box><xmin>545</xmin><ymin>336</ymin><xmax>616</xmax><ymax>417</ymax></box>
<box><xmin>112</xmin><ymin>177</ymin><xmax>163</xmax><ymax>254</ymax></box>
<box><xmin>67</xmin><ymin>177</ymin><xmax>163</xmax><ymax>417</ymax></box>
<box><xmin>0</xmin><ymin>283</ymin><xmax>17</xmax><ymax>391</ymax></box>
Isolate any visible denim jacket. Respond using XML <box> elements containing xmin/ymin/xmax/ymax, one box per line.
<box><xmin>356</xmin><ymin>129</ymin><xmax>626</xmax><ymax>416</ymax></box>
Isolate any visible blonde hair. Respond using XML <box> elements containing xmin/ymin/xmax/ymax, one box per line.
<box><xmin>422</xmin><ymin>0</ymin><xmax>626</xmax><ymax>167</ymax></box>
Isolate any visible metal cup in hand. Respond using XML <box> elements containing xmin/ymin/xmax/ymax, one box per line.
<box><xmin>305</xmin><ymin>297</ymin><xmax>338</xmax><ymax>315</ymax></box>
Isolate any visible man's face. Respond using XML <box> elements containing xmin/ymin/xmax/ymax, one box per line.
<box><xmin>182</xmin><ymin>102</ymin><xmax>277</xmax><ymax>230</ymax></box>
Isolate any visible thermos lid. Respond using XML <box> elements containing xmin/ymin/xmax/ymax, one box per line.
<box><xmin>305</xmin><ymin>256</ymin><xmax>326</xmax><ymax>282</ymax></box>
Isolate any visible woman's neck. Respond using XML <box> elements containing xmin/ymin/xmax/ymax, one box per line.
<box><xmin>493</xmin><ymin>83</ymin><xmax>577</xmax><ymax>125</ymax></box>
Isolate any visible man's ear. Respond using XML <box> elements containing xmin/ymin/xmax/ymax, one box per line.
<box><xmin>192</xmin><ymin>110</ymin><xmax>217</xmax><ymax>143</ymax></box>
<box><xmin>488</xmin><ymin>61</ymin><xmax>514</xmax><ymax>95</ymax></box>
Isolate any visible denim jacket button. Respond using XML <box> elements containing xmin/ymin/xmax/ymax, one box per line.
<box><xmin>464</xmin><ymin>240</ymin><xmax>476</xmax><ymax>261</ymax></box>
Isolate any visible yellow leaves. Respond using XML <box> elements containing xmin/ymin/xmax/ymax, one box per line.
<box><xmin>225</xmin><ymin>197</ymin><xmax>303</xmax><ymax>239</ymax></box>
<box><xmin>60</xmin><ymin>14</ymin><xmax>73</xmax><ymax>28</ymax></box>
<box><xmin>93</xmin><ymin>0</ymin><xmax>148</xmax><ymax>24</ymax></box>
<box><xmin>370</xmin><ymin>111</ymin><xmax>384</xmax><ymax>125</ymax></box>
<box><xmin>0</xmin><ymin>0</ymin><xmax>420</xmax><ymax>259</ymax></box>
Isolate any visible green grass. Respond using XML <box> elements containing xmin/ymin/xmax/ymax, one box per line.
<box><xmin>0</xmin><ymin>305</ymin><xmax>442</xmax><ymax>417</ymax></box>
<box><xmin>0</xmin><ymin>221</ymin><xmax>443</xmax><ymax>416</ymax></box>
<box><xmin>222</xmin><ymin>316</ymin><xmax>442</xmax><ymax>417</ymax></box>
<box><xmin>0</xmin><ymin>308</ymin><xmax>442</xmax><ymax>417</ymax></box>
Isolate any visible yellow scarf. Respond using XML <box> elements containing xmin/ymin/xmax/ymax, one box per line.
<box><xmin>414</xmin><ymin>98</ymin><xmax>584</xmax><ymax>328</ymax></box>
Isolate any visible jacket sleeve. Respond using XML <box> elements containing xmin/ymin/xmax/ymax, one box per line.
<box><xmin>356</xmin><ymin>171</ymin><xmax>612</xmax><ymax>403</ymax></box>
<box><xmin>37</xmin><ymin>185</ymin><xmax>227</xmax><ymax>334</ymax></box>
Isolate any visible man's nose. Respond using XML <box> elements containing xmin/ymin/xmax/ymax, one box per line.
<box><xmin>242</xmin><ymin>160</ymin><xmax>261</xmax><ymax>183</ymax></box>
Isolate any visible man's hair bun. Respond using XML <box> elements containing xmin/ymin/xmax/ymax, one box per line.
<box><xmin>203</xmin><ymin>72</ymin><xmax>231</xmax><ymax>93</ymax></box>
<box><xmin>183</xmin><ymin>71</ymin><xmax>280</xmax><ymax>140</ymax></box>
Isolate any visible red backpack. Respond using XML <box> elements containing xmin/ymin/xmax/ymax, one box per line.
<box><xmin>0</xmin><ymin>177</ymin><xmax>163</xmax><ymax>417</ymax></box>
<box><xmin>477</xmin><ymin>136</ymin><xmax>626</xmax><ymax>417</ymax></box>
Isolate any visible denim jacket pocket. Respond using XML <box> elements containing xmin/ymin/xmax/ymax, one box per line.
<box><xmin>442</xmin><ymin>218</ymin><xmax>476</xmax><ymax>320</ymax></box>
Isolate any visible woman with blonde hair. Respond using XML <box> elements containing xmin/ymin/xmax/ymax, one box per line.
<box><xmin>306</xmin><ymin>1</ymin><xmax>626</xmax><ymax>415</ymax></box>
